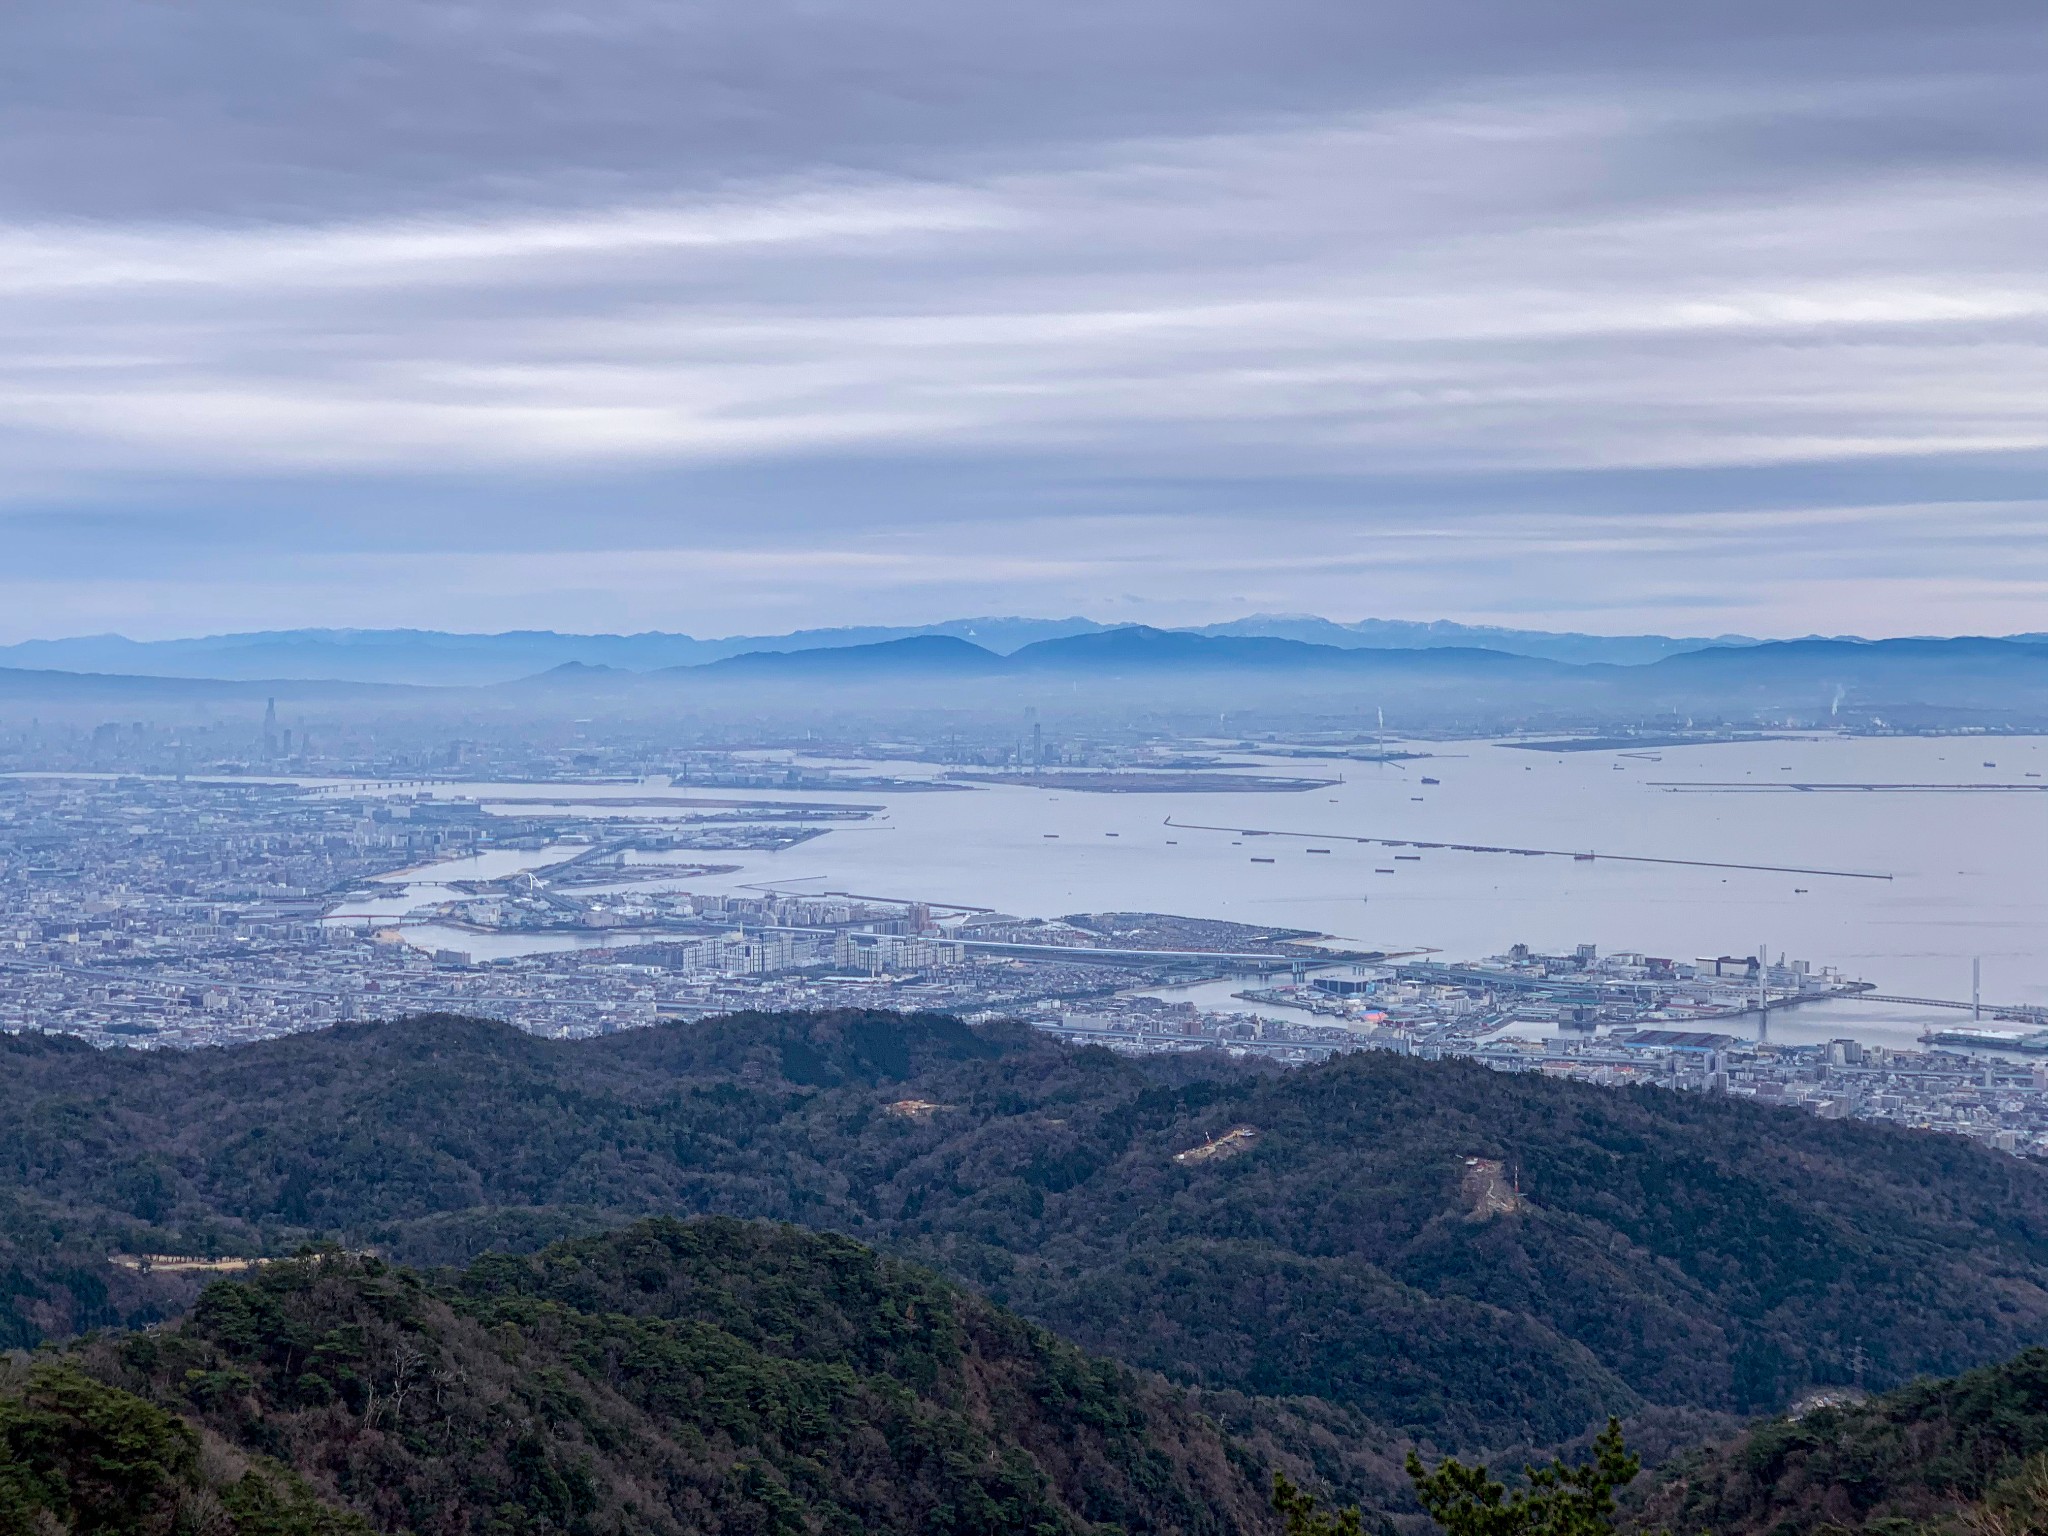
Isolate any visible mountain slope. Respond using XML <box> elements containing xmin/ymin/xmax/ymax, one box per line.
<box><xmin>1191</xmin><ymin>616</ymin><xmax>1756</xmax><ymax>666</ymax></box>
<box><xmin>72</xmin><ymin>1217</ymin><xmax>1272</xmax><ymax>1536</ymax></box>
<box><xmin>0</xmin><ymin>665</ymin><xmax>414</xmax><ymax>702</ymax></box>
<box><xmin>8</xmin><ymin>1010</ymin><xmax>2048</xmax><ymax>1472</ymax></box>
<box><xmin>0</xmin><ymin>1359</ymin><xmax>369</xmax><ymax>1533</ymax></box>
<box><xmin>1641</xmin><ymin>1346</ymin><xmax>2048</xmax><ymax>1535</ymax></box>
<box><xmin>1007</xmin><ymin>627</ymin><xmax>1565</xmax><ymax>677</ymax></box>
<box><xmin>1630</xmin><ymin>635</ymin><xmax>2048</xmax><ymax>714</ymax></box>
<box><xmin>693</xmin><ymin>633</ymin><xmax>1011</xmax><ymax>677</ymax></box>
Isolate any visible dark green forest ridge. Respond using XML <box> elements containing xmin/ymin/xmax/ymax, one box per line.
<box><xmin>15</xmin><ymin>1229</ymin><xmax>2048</xmax><ymax>1536</ymax></box>
<box><xmin>2</xmin><ymin>1357</ymin><xmax>371</xmax><ymax>1534</ymax></box>
<box><xmin>1644</xmin><ymin>1344</ymin><xmax>2048</xmax><ymax>1535</ymax></box>
<box><xmin>5</xmin><ymin>1217</ymin><xmax>1269</xmax><ymax>1534</ymax></box>
<box><xmin>7</xmin><ymin>1009</ymin><xmax>2048</xmax><ymax>1502</ymax></box>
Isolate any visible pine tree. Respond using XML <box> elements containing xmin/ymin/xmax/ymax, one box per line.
<box><xmin>1408</xmin><ymin>1418</ymin><xmax>1642</xmax><ymax>1536</ymax></box>
<box><xmin>1274</xmin><ymin>1417</ymin><xmax>1645</xmax><ymax>1536</ymax></box>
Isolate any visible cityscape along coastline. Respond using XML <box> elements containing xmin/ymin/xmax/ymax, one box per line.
<box><xmin>7</xmin><ymin>762</ymin><xmax>2048</xmax><ymax>1160</ymax></box>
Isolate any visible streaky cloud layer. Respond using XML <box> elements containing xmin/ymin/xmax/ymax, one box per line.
<box><xmin>0</xmin><ymin>0</ymin><xmax>2043</xmax><ymax>638</ymax></box>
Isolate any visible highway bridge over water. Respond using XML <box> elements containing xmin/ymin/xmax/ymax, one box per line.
<box><xmin>1859</xmin><ymin>993</ymin><xmax>2048</xmax><ymax>1024</ymax></box>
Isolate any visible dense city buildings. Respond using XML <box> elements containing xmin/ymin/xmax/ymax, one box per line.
<box><xmin>6</xmin><ymin>766</ymin><xmax>2045</xmax><ymax>1159</ymax></box>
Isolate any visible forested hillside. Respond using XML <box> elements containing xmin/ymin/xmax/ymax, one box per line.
<box><xmin>0</xmin><ymin>1358</ymin><xmax>369</xmax><ymax>1533</ymax></box>
<box><xmin>7</xmin><ymin>1009</ymin><xmax>2048</xmax><ymax>1497</ymax></box>
<box><xmin>1641</xmin><ymin>1346</ymin><xmax>2048</xmax><ymax>1535</ymax></box>
<box><xmin>51</xmin><ymin>1217</ymin><xmax>1267</xmax><ymax>1536</ymax></box>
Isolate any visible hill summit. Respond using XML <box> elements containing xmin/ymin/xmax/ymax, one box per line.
<box><xmin>43</xmin><ymin>1216</ymin><xmax>1270</xmax><ymax>1535</ymax></box>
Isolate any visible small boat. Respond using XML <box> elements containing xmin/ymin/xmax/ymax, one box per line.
<box><xmin>1573</xmin><ymin>852</ymin><xmax>1595</xmax><ymax>862</ymax></box>
<box><xmin>1395</xmin><ymin>854</ymin><xmax>1420</xmax><ymax>861</ymax></box>
<box><xmin>1306</xmin><ymin>847</ymin><xmax>1331</xmax><ymax>854</ymax></box>
<box><xmin>1410</xmin><ymin>796</ymin><xmax>1424</xmax><ymax>802</ymax></box>
<box><xmin>1251</xmin><ymin>856</ymin><xmax>1276</xmax><ymax>864</ymax></box>
<box><xmin>1105</xmin><ymin>832</ymin><xmax>1119</xmax><ymax>837</ymax></box>
<box><xmin>1420</xmin><ymin>776</ymin><xmax>1440</xmax><ymax>785</ymax></box>
<box><xmin>1375</xmin><ymin>867</ymin><xmax>1396</xmax><ymax>874</ymax></box>
<box><xmin>1043</xmin><ymin>833</ymin><xmax>1059</xmax><ymax>839</ymax></box>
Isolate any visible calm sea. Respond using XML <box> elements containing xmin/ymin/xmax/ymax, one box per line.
<box><xmin>351</xmin><ymin>734</ymin><xmax>2048</xmax><ymax>1051</ymax></box>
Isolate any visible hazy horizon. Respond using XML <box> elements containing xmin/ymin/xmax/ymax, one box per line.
<box><xmin>0</xmin><ymin>609</ymin><xmax>2028</xmax><ymax>652</ymax></box>
<box><xmin>0</xmin><ymin>612</ymin><xmax>1764</xmax><ymax>649</ymax></box>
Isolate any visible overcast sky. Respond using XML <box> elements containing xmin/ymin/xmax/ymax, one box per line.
<box><xmin>3</xmin><ymin>0</ymin><xmax>2045</xmax><ymax>640</ymax></box>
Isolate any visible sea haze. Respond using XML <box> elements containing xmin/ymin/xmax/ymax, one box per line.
<box><xmin>12</xmin><ymin>627</ymin><xmax>2048</xmax><ymax>734</ymax></box>
<box><xmin>0</xmin><ymin>616</ymin><xmax>1760</xmax><ymax>684</ymax></box>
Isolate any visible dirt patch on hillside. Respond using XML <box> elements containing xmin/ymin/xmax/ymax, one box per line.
<box><xmin>1176</xmin><ymin>1126</ymin><xmax>1260</xmax><ymax>1165</ymax></box>
<box><xmin>885</xmin><ymin>1099</ymin><xmax>952</xmax><ymax>1120</ymax></box>
<box><xmin>111</xmin><ymin>1254</ymin><xmax>268</xmax><ymax>1274</ymax></box>
<box><xmin>1461</xmin><ymin>1157</ymin><xmax>1521</xmax><ymax>1218</ymax></box>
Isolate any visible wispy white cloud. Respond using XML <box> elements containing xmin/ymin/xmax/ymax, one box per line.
<box><xmin>3</xmin><ymin>84</ymin><xmax>2044</xmax><ymax>480</ymax></box>
<box><xmin>1</xmin><ymin>13</ymin><xmax>2046</xmax><ymax>634</ymax></box>
<box><xmin>0</xmin><ymin>184</ymin><xmax>1006</xmax><ymax>294</ymax></box>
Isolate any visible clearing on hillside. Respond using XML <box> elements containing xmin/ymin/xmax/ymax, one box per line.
<box><xmin>1176</xmin><ymin>1126</ymin><xmax>1260</xmax><ymax>1165</ymax></box>
<box><xmin>1462</xmin><ymin>1156</ymin><xmax>1522</xmax><ymax>1217</ymax></box>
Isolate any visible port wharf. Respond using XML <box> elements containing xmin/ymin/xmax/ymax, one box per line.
<box><xmin>1391</xmin><ymin>960</ymin><xmax>1870</xmax><ymax>1015</ymax></box>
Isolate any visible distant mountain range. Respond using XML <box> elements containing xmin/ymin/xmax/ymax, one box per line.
<box><xmin>0</xmin><ymin>614</ymin><xmax>1771</xmax><ymax>685</ymax></box>
<box><xmin>655</xmin><ymin>628</ymin><xmax>1573</xmax><ymax>690</ymax></box>
<box><xmin>615</xmin><ymin>628</ymin><xmax>2048</xmax><ymax>720</ymax></box>
<box><xmin>9</xmin><ymin>624</ymin><xmax>2048</xmax><ymax>727</ymax></box>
